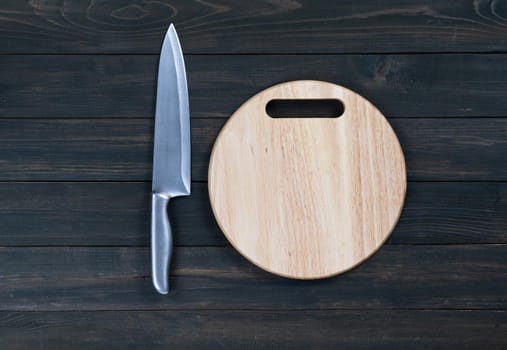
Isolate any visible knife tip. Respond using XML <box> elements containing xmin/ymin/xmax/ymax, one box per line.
<box><xmin>162</xmin><ymin>23</ymin><xmax>178</xmax><ymax>48</ymax></box>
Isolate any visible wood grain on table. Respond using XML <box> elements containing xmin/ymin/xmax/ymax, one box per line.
<box><xmin>0</xmin><ymin>1</ymin><xmax>505</xmax><ymax>349</ymax></box>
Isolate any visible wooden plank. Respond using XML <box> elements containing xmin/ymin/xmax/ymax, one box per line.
<box><xmin>1</xmin><ymin>1</ymin><xmax>507</xmax><ymax>54</ymax></box>
<box><xmin>0</xmin><ymin>118</ymin><xmax>505</xmax><ymax>181</ymax></box>
<box><xmin>0</xmin><ymin>182</ymin><xmax>504</xmax><ymax>247</ymax></box>
<box><xmin>2</xmin><ymin>54</ymin><xmax>507</xmax><ymax>119</ymax></box>
<box><xmin>0</xmin><ymin>182</ymin><xmax>222</xmax><ymax>247</ymax></box>
<box><xmin>0</xmin><ymin>310</ymin><xmax>505</xmax><ymax>350</ymax></box>
<box><xmin>395</xmin><ymin>183</ymin><xmax>507</xmax><ymax>244</ymax></box>
<box><xmin>0</xmin><ymin>245</ymin><xmax>504</xmax><ymax>311</ymax></box>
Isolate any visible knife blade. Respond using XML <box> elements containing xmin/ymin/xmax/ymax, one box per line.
<box><xmin>151</xmin><ymin>24</ymin><xmax>190</xmax><ymax>294</ymax></box>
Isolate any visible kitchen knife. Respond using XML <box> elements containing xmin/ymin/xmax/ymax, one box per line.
<box><xmin>151</xmin><ymin>24</ymin><xmax>190</xmax><ymax>294</ymax></box>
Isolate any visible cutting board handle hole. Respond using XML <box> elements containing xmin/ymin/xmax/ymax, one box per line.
<box><xmin>266</xmin><ymin>99</ymin><xmax>344</xmax><ymax>119</ymax></box>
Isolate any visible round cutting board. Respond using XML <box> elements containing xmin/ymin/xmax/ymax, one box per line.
<box><xmin>208</xmin><ymin>80</ymin><xmax>406</xmax><ymax>279</ymax></box>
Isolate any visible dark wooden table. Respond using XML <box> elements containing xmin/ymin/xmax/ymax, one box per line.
<box><xmin>0</xmin><ymin>1</ymin><xmax>506</xmax><ymax>349</ymax></box>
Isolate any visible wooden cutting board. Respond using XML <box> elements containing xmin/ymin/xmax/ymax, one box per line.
<box><xmin>208</xmin><ymin>80</ymin><xmax>406</xmax><ymax>279</ymax></box>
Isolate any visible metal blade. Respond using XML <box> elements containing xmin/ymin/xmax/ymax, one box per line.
<box><xmin>152</xmin><ymin>24</ymin><xmax>190</xmax><ymax>196</ymax></box>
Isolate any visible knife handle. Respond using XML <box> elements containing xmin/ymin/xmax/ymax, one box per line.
<box><xmin>151</xmin><ymin>192</ymin><xmax>172</xmax><ymax>294</ymax></box>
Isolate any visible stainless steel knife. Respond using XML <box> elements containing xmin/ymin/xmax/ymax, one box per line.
<box><xmin>151</xmin><ymin>24</ymin><xmax>190</xmax><ymax>294</ymax></box>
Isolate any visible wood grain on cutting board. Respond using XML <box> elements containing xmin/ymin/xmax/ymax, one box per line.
<box><xmin>209</xmin><ymin>80</ymin><xmax>407</xmax><ymax>279</ymax></box>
